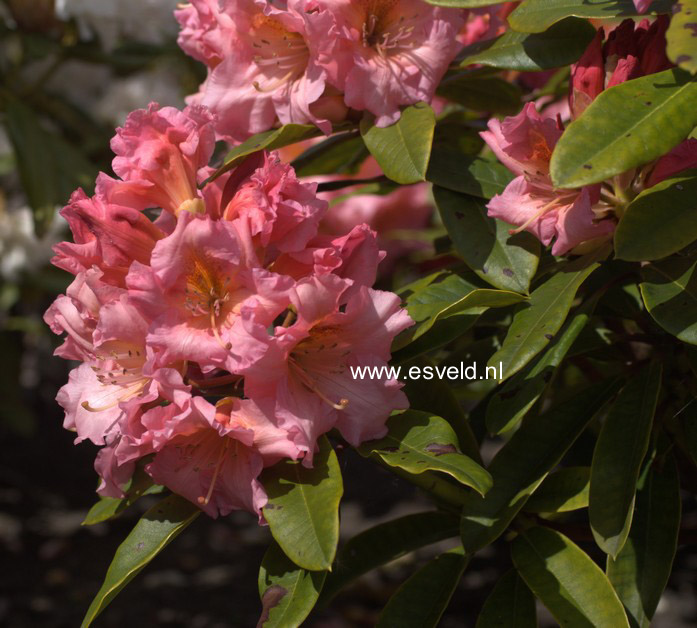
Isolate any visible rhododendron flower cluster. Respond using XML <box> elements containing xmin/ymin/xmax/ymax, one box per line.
<box><xmin>481</xmin><ymin>18</ymin><xmax>697</xmax><ymax>256</ymax></box>
<box><xmin>175</xmin><ymin>0</ymin><xmax>465</xmax><ymax>140</ymax></box>
<box><xmin>45</xmin><ymin>103</ymin><xmax>412</xmax><ymax>519</ymax></box>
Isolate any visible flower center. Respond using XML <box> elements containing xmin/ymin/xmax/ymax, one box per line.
<box><xmin>184</xmin><ymin>255</ymin><xmax>235</xmax><ymax>350</ymax></box>
<box><xmin>82</xmin><ymin>343</ymin><xmax>149</xmax><ymax>412</ymax></box>
<box><xmin>360</xmin><ymin>0</ymin><xmax>418</xmax><ymax>56</ymax></box>
<box><xmin>290</xmin><ymin>326</ymin><xmax>350</xmax><ymax>411</ymax></box>
<box><xmin>250</xmin><ymin>13</ymin><xmax>309</xmax><ymax>93</ymax></box>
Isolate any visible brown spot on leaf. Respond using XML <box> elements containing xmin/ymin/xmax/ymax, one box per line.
<box><xmin>425</xmin><ymin>443</ymin><xmax>458</xmax><ymax>456</ymax></box>
<box><xmin>583</xmin><ymin>164</ymin><xmax>593</xmax><ymax>170</ymax></box>
<box><xmin>257</xmin><ymin>585</ymin><xmax>288</xmax><ymax>627</ymax></box>
<box><xmin>544</xmin><ymin>333</ymin><xmax>553</xmax><ymax>340</ymax></box>
<box><xmin>503</xmin><ymin>268</ymin><xmax>514</xmax><ymax>278</ymax></box>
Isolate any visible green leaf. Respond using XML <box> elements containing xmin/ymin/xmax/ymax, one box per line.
<box><xmin>435</xmin><ymin>187</ymin><xmax>540</xmax><ymax>294</ymax></box>
<box><xmin>640</xmin><ymin>252</ymin><xmax>697</xmax><ymax>345</ymax></box>
<box><xmin>406</xmin><ymin>271</ymin><xmax>527</xmax><ymax>340</ymax></box>
<box><xmin>615</xmin><ymin>171</ymin><xmax>697</xmax><ymax>261</ymax></box>
<box><xmin>486</xmin><ymin>298</ymin><xmax>595</xmax><ymax>434</ymax></box>
<box><xmin>437</xmin><ymin>75</ymin><xmax>523</xmax><ymax>114</ymax></box>
<box><xmin>358</xmin><ymin>410</ymin><xmax>493</xmax><ymax>495</ymax></box>
<box><xmin>550</xmin><ymin>69</ymin><xmax>697</xmax><ymax>188</ymax></box>
<box><xmin>459</xmin><ymin>17</ymin><xmax>597</xmax><ymax>71</ymax></box>
<box><xmin>524</xmin><ymin>467</ymin><xmax>590</xmax><ymax>514</ymax></box>
<box><xmin>427</xmin><ymin>153</ymin><xmax>514</xmax><ymax>199</ymax></box>
<box><xmin>209</xmin><ymin>124</ymin><xmax>322</xmax><ymax>182</ymax></box>
<box><xmin>257</xmin><ymin>542</ymin><xmax>326</xmax><ymax>628</ymax></box>
<box><xmin>319</xmin><ymin>512</ymin><xmax>460</xmax><ymax>606</ymax></box>
<box><xmin>488</xmin><ymin>249</ymin><xmax>605</xmax><ymax>381</ymax></box>
<box><xmin>81</xmin><ymin>494</ymin><xmax>200</xmax><ymax>627</ymax></box>
<box><xmin>512</xmin><ymin>526</ymin><xmax>630</xmax><ymax>628</ymax></box>
<box><xmin>392</xmin><ymin>314</ymin><xmax>480</xmax><ymax>362</ymax></box>
<box><xmin>607</xmin><ymin>455</ymin><xmax>681</xmax><ymax>627</ymax></box>
<box><xmin>291</xmin><ymin>132</ymin><xmax>367</xmax><ymax>176</ymax></box>
<box><xmin>460</xmin><ymin>379</ymin><xmax>620</xmax><ymax>554</ymax></box>
<box><xmin>589</xmin><ymin>363</ymin><xmax>662</xmax><ymax>557</ymax></box>
<box><xmin>360</xmin><ymin>103</ymin><xmax>435</xmax><ymax>184</ymax></box>
<box><xmin>4</xmin><ymin>95</ymin><xmax>97</xmax><ymax>235</ymax></box>
<box><xmin>82</xmin><ymin>468</ymin><xmax>164</xmax><ymax>525</ymax></box>
<box><xmin>261</xmin><ymin>436</ymin><xmax>343</xmax><ymax>571</ymax></box>
<box><xmin>404</xmin><ymin>356</ymin><xmax>482</xmax><ymax>463</ymax></box>
<box><xmin>377</xmin><ymin>547</ymin><xmax>468</xmax><ymax>628</ymax></box>
<box><xmin>666</xmin><ymin>0</ymin><xmax>697</xmax><ymax>74</ymax></box>
<box><xmin>476</xmin><ymin>570</ymin><xmax>537</xmax><ymax>628</ymax></box>
<box><xmin>509</xmin><ymin>0</ymin><xmax>673</xmax><ymax>33</ymax></box>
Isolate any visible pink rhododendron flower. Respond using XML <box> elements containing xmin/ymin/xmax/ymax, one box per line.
<box><xmin>481</xmin><ymin>103</ymin><xmax>615</xmax><ymax>255</ymax></box>
<box><xmin>570</xmin><ymin>17</ymin><xmax>671</xmax><ymax>118</ymax></box>
<box><xmin>238</xmin><ymin>274</ymin><xmax>413</xmax><ymax>458</ymax></box>
<box><xmin>179</xmin><ymin>0</ymin><xmax>333</xmax><ymax>142</ymax></box>
<box><xmin>126</xmin><ymin>211</ymin><xmax>293</xmax><ymax>372</ymax></box>
<box><xmin>52</xmin><ymin>179</ymin><xmax>164</xmax><ymax>286</ymax></box>
<box><xmin>209</xmin><ymin>151</ymin><xmax>328</xmax><ymax>258</ymax></box>
<box><xmin>46</xmin><ymin>96</ymin><xmax>412</xmax><ymax>518</ymax></box>
<box><xmin>107</xmin><ymin>103</ymin><xmax>216</xmax><ymax>216</ymax></box>
<box><xmin>309</xmin><ymin>0</ymin><xmax>464</xmax><ymax>127</ymax></box>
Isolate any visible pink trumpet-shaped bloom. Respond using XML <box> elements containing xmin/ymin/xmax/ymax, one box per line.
<box><xmin>52</xmin><ymin>179</ymin><xmax>164</xmax><ymax>286</ymax></box>
<box><xmin>208</xmin><ymin>151</ymin><xmax>328</xmax><ymax>258</ymax></box>
<box><xmin>182</xmin><ymin>0</ymin><xmax>332</xmax><ymax>142</ymax></box>
<box><xmin>481</xmin><ymin>103</ymin><xmax>615</xmax><ymax>255</ymax></box>
<box><xmin>107</xmin><ymin>103</ymin><xmax>216</xmax><ymax>216</ymax></box>
<box><xmin>126</xmin><ymin>211</ymin><xmax>293</xmax><ymax>372</ymax></box>
<box><xmin>309</xmin><ymin>0</ymin><xmax>464</xmax><ymax>127</ymax></box>
<box><xmin>238</xmin><ymin>274</ymin><xmax>413</xmax><ymax>459</ymax></box>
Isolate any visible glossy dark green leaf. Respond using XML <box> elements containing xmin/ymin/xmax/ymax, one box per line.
<box><xmin>319</xmin><ymin>512</ymin><xmax>460</xmax><ymax>605</ymax></box>
<box><xmin>509</xmin><ymin>0</ymin><xmax>673</xmax><ymax>33</ymax></box>
<box><xmin>666</xmin><ymin>0</ymin><xmax>697</xmax><ymax>74</ymax></box>
<box><xmin>607</xmin><ymin>455</ymin><xmax>681</xmax><ymax>627</ymax></box>
<box><xmin>488</xmin><ymin>248</ymin><xmax>605</xmax><ymax>381</ymax></box>
<box><xmin>435</xmin><ymin>187</ymin><xmax>540</xmax><ymax>294</ymax></box>
<box><xmin>377</xmin><ymin>547</ymin><xmax>468</xmax><ymax>628</ymax></box>
<box><xmin>550</xmin><ymin>69</ymin><xmax>697</xmax><ymax>188</ymax></box>
<box><xmin>359</xmin><ymin>411</ymin><xmax>492</xmax><ymax>495</ymax></box>
<box><xmin>392</xmin><ymin>314</ymin><xmax>480</xmax><ymax>362</ymax></box>
<box><xmin>615</xmin><ymin>171</ymin><xmax>697</xmax><ymax>261</ymax></box>
<box><xmin>437</xmin><ymin>75</ymin><xmax>523</xmax><ymax>114</ymax></box>
<box><xmin>360</xmin><ymin>103</ymin><xmax>435</xmax><ymax>184</ymax></box>
<box><xmin>460</xmin><ymin>379</ymin><xmax>620</xmax><ymax>553</ymax></box>
<box><xmin>459</xmin><ymin>17</ymin><xmax>597</xmax><ymax>70</ymax></box>
<box><xmin>476</xmin><ymin>570</ymin><xmax>537</xmax><ymax>628</ymax></box>
<box><xmin>409</xmin><ymin>275</ymin><xmax>526</xmax><ymax>340</ymax></box>
<box><xmin>261</xmin><ymin>436</ymin><xmax>343</xmax><ymax>571</ymax></box>
<box><xmin>427</xmin><ymin>153</ymin><xmax>513</xmax><ymax>199</ymax></box>
<box><xmin>640</xmin><ymin>253</ymin><xmax>697</xmax><ymax>345</ymax></box>
<box><xmin>209</xmin><ymin>124</ymin><xmax>322</xmax><ymax>182</ymax></box>
<box><xmin>291</xmin><ymin>132</ymin><xmax>368</xmax><ymax>176</ymax></box>
<box><xmin>512</xmin><ymin>526</ymin><xmax>629</xmax><ymax>628</ymax></box>
<box><xmin>405</xmin><ymin>356</ymin><xmax>482</xmax><ymax>463</ymax></box>
<box><xmin>81</xmin><ymin>494</ymin><xmax>200</xmax><ymax>627</ymax></box>
<box><xmin>486</xmin><ymin>298</ymin><xmax>595</xmax><ymax>434</ymax></box>
<box><xmin>524</xmin><ymin>467</ymin><xmax>590</xmax><ymax>514</ymax></box>
<box><xmin>590</xmin><ymin>363</ymin><xmax>662</xmax><ymax>557</ymax></box>
<box><xmin>257</xmin><ymin>542</ymin><xmax>326</xmax><ymax>628</ymax></box>
<box><xmin>82</xmin><ymin>468</ymin><xmax>164</xmax><ymax>526</ymax></box>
